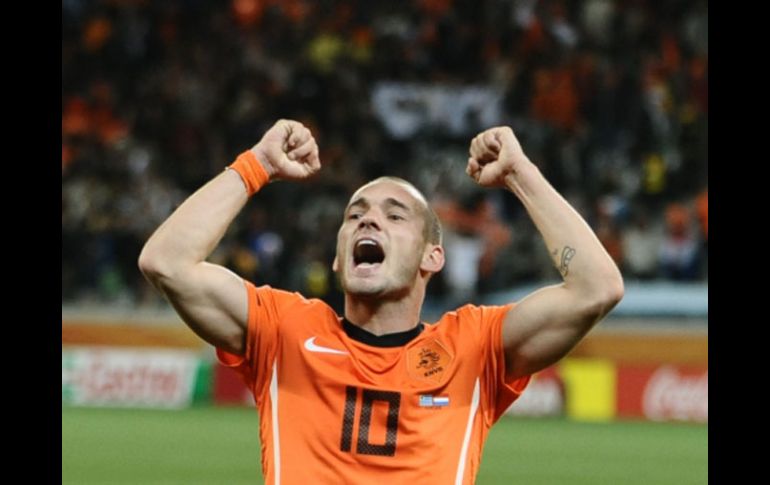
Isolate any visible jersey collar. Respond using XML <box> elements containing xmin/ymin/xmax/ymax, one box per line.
<box><xmin>342</xmin><ymin>318</ymin><xmax>424</xmax><ymax>348</ymax></box>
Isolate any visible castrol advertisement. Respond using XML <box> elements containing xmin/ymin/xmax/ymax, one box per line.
<box><xmin>62</xmin><ymin>347</ymin><xmax>200</xmax><ymax>408</ymax></box>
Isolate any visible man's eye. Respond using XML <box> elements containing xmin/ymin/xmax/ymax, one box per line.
<box><xmin>388</xmin><ymin>214</ymin><xmax>404</xmax><ymax>221</ymax></box>
<box><xmin>348</xmin><ymin>213</ymin><xmax>362</xmax><ymax>220</ymax></box>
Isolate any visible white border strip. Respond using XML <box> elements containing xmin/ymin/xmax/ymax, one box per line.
<box><xmin>455</xmin><ymin>378</ymin><xmax>480</xmax><ymax>485</ymax></box>
<box><xmin>270</xmin><ymin>361</ymin><xmax>281</xmax><ymax>484</ymax></box>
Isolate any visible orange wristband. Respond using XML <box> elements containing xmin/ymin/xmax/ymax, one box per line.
<box><xmin>228</xmin><ymin>150</ymin><xmax>270</xmax><ymax>196</ymax></box>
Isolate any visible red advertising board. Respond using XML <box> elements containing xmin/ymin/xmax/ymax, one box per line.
<box><xmin>617</xmin><ymin>364</ymin><xmax>708</xmax><ymax>422</ymax></box>
<box><xmin>505</xmin><ymin>366</ymin><xmax>564</xmax><ymax>417</ymax></box>
<box><xmin>213</xmin><ymin>362</ymin><xmax>255</xmax><ymax>405</ymax></box>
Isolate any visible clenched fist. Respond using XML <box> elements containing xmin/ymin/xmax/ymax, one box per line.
<box><xmin>466</xmin><ymin>126</ymin><xmax>531</xmax><ymax>188</ymax></box>
<box><xmin>251</xmin><ymin>119</ymin><xmax>321</xmax><ymax>181</ymax></box>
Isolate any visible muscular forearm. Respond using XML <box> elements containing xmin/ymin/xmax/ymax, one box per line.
<box><xmin>135</xmin><ymin>121</ymin><xmax>318</xmax><ymax>354</ymax></box>
<box><xmin>468</xmin><ymin>127</ymin><xmax>622</xmax><ymax>378</ymax></box>
<box><xmin>504</xmin><ymin>160</ymin><xmax>623</xmax><ymax>301</ymax></box>
<box><xmin>139</xmin><ymin>169</ymin><xmax>249</xmax><ymax>282</ymax></box>
<box><xmin>139</xmin><ymin>120</ymin><xmax>319</xmax><ymax>288</ymax></box>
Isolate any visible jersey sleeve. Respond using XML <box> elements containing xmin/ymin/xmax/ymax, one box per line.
<box><xmin>215</xmin><ymin>282</ymin><xmax>304</xmax><ymax>404</ymax></box>
<box><xmin>475</xmin><ymin>304</ymin><xmax>532</xmax><ymax>424</ymax></box>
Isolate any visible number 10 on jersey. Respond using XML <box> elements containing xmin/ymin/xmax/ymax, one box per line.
<box><xmin>340</xmin><ymin>386</ymin><xmax>401</xmax><ymax>457</ymax></box>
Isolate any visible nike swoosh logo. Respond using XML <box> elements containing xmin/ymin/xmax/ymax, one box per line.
<box><xmin>303</xmin><ymin>337</ymin><xmax>348</xmax><ymax>355</ymax></box>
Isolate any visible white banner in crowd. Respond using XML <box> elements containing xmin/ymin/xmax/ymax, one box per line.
<box><xmin>371</xmin><ymin>82</ymin><xmax>504</xmax><ymax>139</ymax></box>
<box><xmin>62</xmin><ymin>347</ymin><xmax>199</xmax><ymax>409</ymax></box>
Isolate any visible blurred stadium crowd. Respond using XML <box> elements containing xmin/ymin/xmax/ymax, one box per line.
<box><xmin>62</xmin><ymin>0</ymin><xmax>707</xmax><ymax>310</ymax></box>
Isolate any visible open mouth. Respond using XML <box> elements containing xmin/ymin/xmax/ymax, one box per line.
<box><xmin>353</xmin><ymin>238</ymin><xmax>385</xmax><ymax>267</ymax></box>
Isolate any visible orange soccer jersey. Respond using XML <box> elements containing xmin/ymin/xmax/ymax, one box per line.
<box><xmin>217</xmin><ymin>282</ymin><xmax>530</xmax><ymax>484</ymax></box>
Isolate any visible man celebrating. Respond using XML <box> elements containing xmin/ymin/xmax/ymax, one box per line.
<box><xmin>139</xmin><ymin>119</ymin><xmax>623</xmax><ymax>484</ymax></box>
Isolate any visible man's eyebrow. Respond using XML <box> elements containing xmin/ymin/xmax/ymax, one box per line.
<box><xmin>345</xmin><ymin>196</ymin><xmax>412</xmax><ymax>213</ymax></box>
<box><xmin>383</xmin><ymin>198</ymin><xmax>412</xmax><ymax>212</ymax></box>
<box><xmin>346</xmin><ymin>198</ymin><xmax>369</xmax><ymax>212</ymax></box>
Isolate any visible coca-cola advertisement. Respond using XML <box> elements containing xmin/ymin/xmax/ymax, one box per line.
<box><xmin>617</xmin><ymin>364</ymin><xmax>708</xmax><ymax>423</ymax></box>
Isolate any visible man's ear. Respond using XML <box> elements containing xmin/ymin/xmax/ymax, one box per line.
<box><xmin>420</xmin><ymin>245</ymin><xmax>445</xmax><ymax>273</ymax></box>
<box><xmin>332</xmin><ymin>256</ymin><xmax>339</xmax><ymax>272</ymax></box>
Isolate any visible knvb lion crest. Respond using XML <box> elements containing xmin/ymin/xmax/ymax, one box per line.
<box><xmin>417</xmin><ymin>348</ymin><xmax>441</xmax><ymax>370</ymax></box>
<box><xmin>407</xmin><ymin>340</ymin><xmax>453</xmax><ymax>383</ymax></box>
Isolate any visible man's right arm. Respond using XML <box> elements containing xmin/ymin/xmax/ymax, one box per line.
<box><xmin>138</xmin><ymin>120</ymin><xmax>320</xmax><ymax>355</ymax></box>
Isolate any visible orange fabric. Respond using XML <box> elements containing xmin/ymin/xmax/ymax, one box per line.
<box><xmin>696</xmin><ymin>190</ymin><xmax>708</xmax><ymax>239</ymax></box>
<box><xmin>531</xmin><ymin>67</ymin><xmax>579</xmax><ymax>131</ymax></box>
<box><xmin>83</xmin><ymin>17</ymin><xmax>112</xmax><ymax>52</ymax></box>
<box><xmin>217</xmin><ymin>283</ymin><xmax>530</xmax><ymax>484</ymax></box>
<box><xmin>433</xmin><ymin>199</ymin><xmax>512</xmax><ymax>278</ymax></box>
<box><xmin>665</xmin><ymin>203</ymin><xmax>690</xmax><ymax>236</ymax></box>
<box><xmin>660</xmin><ymin>33</ymin><xmax>682</xmax><ymax>73</ymax></box>
<box><xmin>229</xmin><ymin>150</ymin><xmax>270</xmax><ymax>196</ymax></box>
<box><xmin>62</xmin><ymin>97</ymin><xmax>92</xmax><ymax>137</ymax></box>
<box><xmin>232</xmin><ymin>0</ymin><xmax>264</xmax><ymax>27</ymax></box>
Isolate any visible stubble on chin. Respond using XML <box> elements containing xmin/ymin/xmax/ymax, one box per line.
<box><xmin>341</xmin><ymin>275</ymin><xmax>385</xmax><ymax>298</ymax></box>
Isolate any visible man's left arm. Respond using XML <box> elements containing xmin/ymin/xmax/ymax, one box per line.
<box><xmin>467</xmin><ymin>127</ymin><xmax>624</xmax><ymax>381</ymax></box>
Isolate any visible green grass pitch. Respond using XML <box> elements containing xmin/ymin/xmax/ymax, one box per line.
<box><xmin>62</xmin><ymin>406</ymin><xmax>707</xmax><ymax>484</ymax></box>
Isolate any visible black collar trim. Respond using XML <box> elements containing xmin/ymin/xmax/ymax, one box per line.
<box><xmin>342</xmin><ymin>318</ymin><xmax>424</xmax><ymax>348</ymax></box>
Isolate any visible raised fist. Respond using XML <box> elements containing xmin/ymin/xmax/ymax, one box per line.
<box><xmin>466</xmin><ymin>126</ymin><xmax>530</xmax><ymax>188</ymax></box>
<box><xmin>252</xmin><ymin>119</ymin><xmax>321</xmax><ymax>181</ymax></box>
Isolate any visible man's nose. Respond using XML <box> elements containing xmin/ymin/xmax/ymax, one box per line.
<box><xmin>358</xmin><ymin>215</ymin><xmax>381</xmax><ymax>231</ymax></box>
